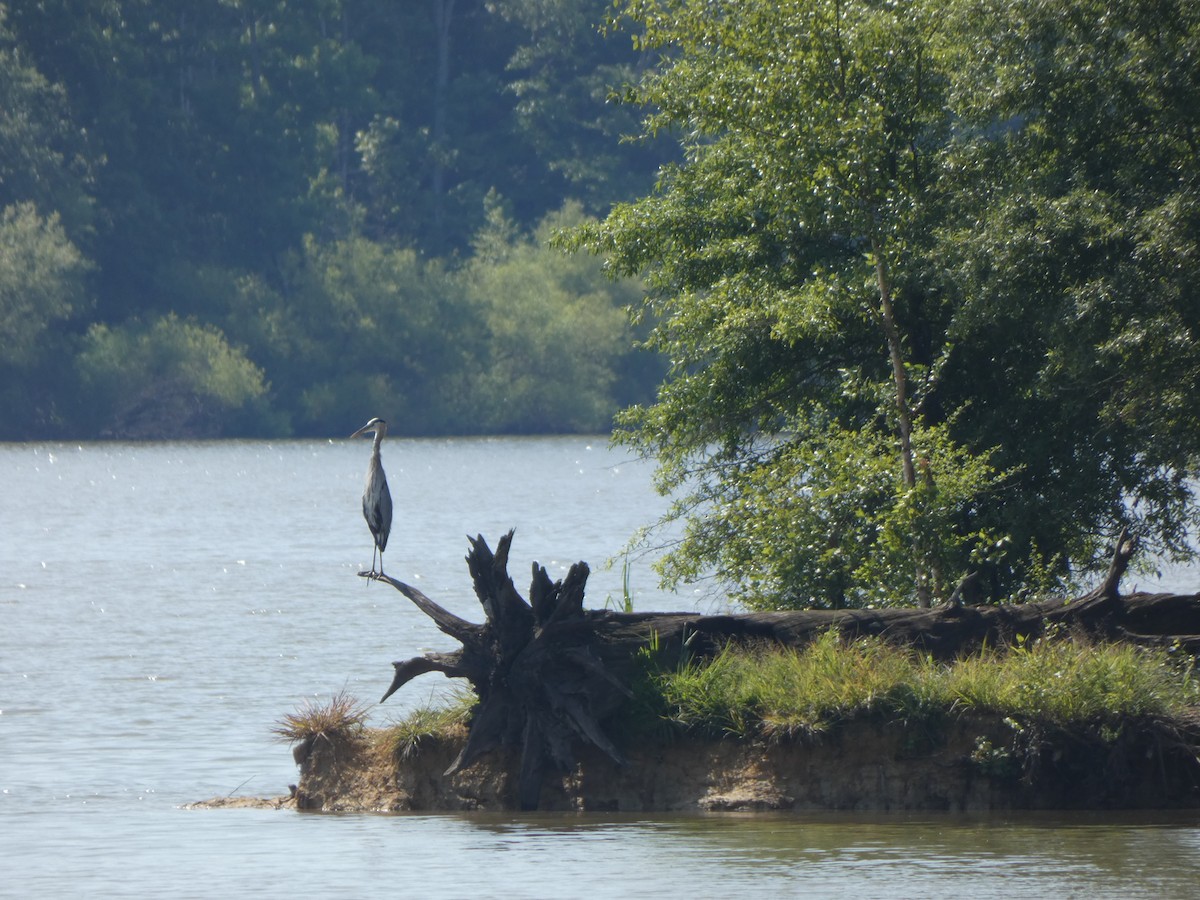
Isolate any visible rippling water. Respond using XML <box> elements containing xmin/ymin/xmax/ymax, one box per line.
<box><xmin>2</xmin><ymin>437</ymin><xmax>1199</xmax><ymax>898</ymax></box>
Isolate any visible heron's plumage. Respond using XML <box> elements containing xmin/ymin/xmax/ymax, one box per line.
<box><xmin>351</xmin><ymin>417</ymin><xmax>393</xmax><ymax>576</ymax></box>
<box><xmin>363</xmin><ymin>453</ymin><xmax>392</xmax><ymax>552</ymax></box>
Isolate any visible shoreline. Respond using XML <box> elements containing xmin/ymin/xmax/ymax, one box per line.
<box><xmin>222</xmin><ymin>711</ymin><xmax>1200</xmax><ymax>814</ymax></box>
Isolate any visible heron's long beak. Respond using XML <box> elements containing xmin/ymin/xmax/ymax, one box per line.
<box><xmin>350</xmin><ymin>417</ymin><xmax>387</xmax><ymax>439</ymax></box>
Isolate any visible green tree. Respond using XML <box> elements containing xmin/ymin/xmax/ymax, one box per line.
<box><xmin>74</xmin><ymin>314</ymin><xmax>269</xmax><ymax>438</ymax></box>
<box><xmin>0</xmin><ymin>202</ymin><xmax>91</xmax><ymax>435</ymax></box>
<box><xmin>0</xmin><ymin>0</ymin><xmax>676</xmax><ymax>439</ymax></box>
<box><xmin>0</xmin><ymin>9</ymin><xmax>96</xmax><ymax>438</ymax></box>
<box><xmin>570</xmin><ymin>0</ymin><xmax>1200</xmax><ymax>608</ymax></box>
<box><xmin>0</xmin><ymin>12</ymin><xmax>94</xmax><ymax>241</ymax></box>
<box><xmin>0</xmin><ymin>203</ymin><xmax>88</xmax><ymax>362</ymax></box>
<box><xmin>235</xmin><ymin>233</ymin><xmax>480</xmax><ymax>436</ymax></box>
<box><xmin>6</xmin><ymin>0</ymin><xmax>380</xmax><ymax>318</ymax></box>
<box><xmin>353</xmin><ymin>1</ymin><xmax>531</xmax><ymax>255</ymax></box>
<box><xmin>489</xmin><ymin>0</ymin><xmax>672</xmax><ymax>212</ymax></box>
<box><xmin>462</xmin><ymin>197</ymin><xmax>646</xmax><ymax>433</ymax></box>
<box><xmin>936</xmin><ymin>0</ymin><xmax>1200</xmax><ymax>591</ymax></box>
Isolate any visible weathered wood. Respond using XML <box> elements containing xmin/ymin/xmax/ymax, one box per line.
<box><xmin>367</xmin><ymin>531</ymin><xmax>1200</xmax><ymax>809</ymax></box>
<box><xmin>370</xmin><ymin>531</ymin><xmax>630</xmax><ymax>809</ymax></box>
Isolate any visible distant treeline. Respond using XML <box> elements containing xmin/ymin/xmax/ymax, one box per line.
<box><xmin>0</xmin><ymin>1</ymin><xmax>672</xmax><ymax>439</ymax></box>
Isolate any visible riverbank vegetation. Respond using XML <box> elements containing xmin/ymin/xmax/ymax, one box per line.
<box><xmin>280</xmin><ymin>631</ymin><xmax>1199</xmax><ymax>769</ymax></box>
<box><xmin>378</xmin><ymin>688</ymin><xmax>478</xmax><ymax>761</ymax></box>
<box><xmin>642</xmin><ymin>631</ymin><xmax>1200</xmax><ymax>743</ymax></box>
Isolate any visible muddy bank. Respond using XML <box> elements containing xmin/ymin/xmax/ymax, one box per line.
<box><xmin>184</xmin><ymin>793</ymin><xmax>297</xmax><ymax>811</ymax></box>
<box><xmin>284</xmin><ymin>713</ymin><xmax>1200</xmax><ymax>813</ymax></box>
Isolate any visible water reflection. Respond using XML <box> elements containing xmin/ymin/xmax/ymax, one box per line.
<box><xmin>247</xmin><ymin>809</ymin><xmax>1200</xmax><ymax>899</ymax></box>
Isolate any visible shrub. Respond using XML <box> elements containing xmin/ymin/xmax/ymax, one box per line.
<box><xmin>74</xmin><ymin>313</ymin><xmax>267</xmax><ymax>437</ymax></box>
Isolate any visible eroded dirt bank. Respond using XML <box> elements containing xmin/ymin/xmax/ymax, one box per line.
<box><xmin>287</xmin><ymin>714</ymin><xmax>1200</xmax><ymax>813</ymax></box>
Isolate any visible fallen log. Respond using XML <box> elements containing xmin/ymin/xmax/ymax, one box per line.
<box><xmin>366</xmin><ymin>529</ymin><xmax>1200</xmax><ymax>809</ymax></box>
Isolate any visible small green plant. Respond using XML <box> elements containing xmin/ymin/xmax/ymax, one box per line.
<box><xmin>603</xmin><ymin>555</ymin><xmax>635</xmax><ymax>613</ymax></box>
<box><xmin>272</xmin><ymin>690</ymin><xmax>371</xmax><ymax>745</ymax></box>
<box><xmin>381</xmin><ymin>688</ymin><xmax>477</xmax><ymax>759</ymax></box>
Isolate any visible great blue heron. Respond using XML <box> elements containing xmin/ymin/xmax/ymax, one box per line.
<box><xmin>350</xmin><ymin>416</ymin><xmax>393</xmax><ymax>578</ymax></box>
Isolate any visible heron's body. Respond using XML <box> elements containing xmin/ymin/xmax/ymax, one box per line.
<box><xmin>351</xmin><ymin>417</ymin><xmax>393</xmax><ymax>577</ymax></box>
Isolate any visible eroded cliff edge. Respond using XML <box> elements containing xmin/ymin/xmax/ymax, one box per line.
<box><xmin>289</xmin><ymin>713</ymin><xmax>1200</xmax><ymax>814</ymax></box>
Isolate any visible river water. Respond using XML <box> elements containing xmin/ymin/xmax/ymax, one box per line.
<box><xmin>2</xmin><ymin>437</ymin><xmax>1199</xmax><ymax>898</ymax></box>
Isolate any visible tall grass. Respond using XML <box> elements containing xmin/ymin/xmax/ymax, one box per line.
<box><xmin>650</xmin><ymin>630</ymin><xmax>1199</xmax><ymax>740</ymax></box>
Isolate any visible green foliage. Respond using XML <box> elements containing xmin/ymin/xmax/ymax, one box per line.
<box><xmin>933</xmin><ymin>0</ymin><xmax>1200</xmax><ymax>573</ymax></box>
<box><xmin>0</xmin><ymin>201</ymin><xmax>89</xmax><ymax>434</ymax></box>
<box><xmin>0</xmin><ymin>14</ymin><xmax>95</xmax><ymax>239</ymax></box>
<box><xmin>571</xmin><ymin>0</ymin><xmax>1200</xmax><ymax>606</ymax></box>
<box><xmin>491</xmin><ymin>0</ymin><xmax>673</xmax><ymax>209</ymax></box>
<box><xmin>655</xmin><ymin>631</ymin><xmax>918</xmax><ymax>738</ymax></box>
<box><xmin>0</xmin><ymin>202</ymin><xmax>89</xmax><ymax>365</ymax></box>
<box><xmin>462</xmin><ymin>200</ymin><xmax>645</xmax><ymax>433</ymax></box>
<box><xmin>648</xmin><ymin>631</ymin><xmax>1200</xmax><ymax>741</ymax></box>
<box><xmin>74</xmin><ymin>314</ymin><xmax>268</xmax><ymax>438</ymax></box>
<box><xmin>658</xmin><ymin>421</ymin><xmax>1006</xmax><ymax>610</ymax></box>
<box><xmin>603</xmin><ymin>554</ymin><xmax>636</xmax><ymax>612</ymax></box>
<box><xmin>0</xmin><ymin>0</ymin><xmax>672</xmax><ymax>438</ymax></box>
<box><xmin>380</xmin><ymin>687</ymin><xmax>478</xmax><ymax>760</ymax></box>
<box><xmin>941</xmin><ymin>634</ymin><xmax>1199</xmax><ymax>727</ymax></box>
<box><xmin>203</xmin><ymin>200</ymin><xmax>651</xmax><ymax>438</ymax></box>
<box><xmin>259</xmin><ymin>234</ymin><xmax>478</xmax><ymax>436</ymax></box>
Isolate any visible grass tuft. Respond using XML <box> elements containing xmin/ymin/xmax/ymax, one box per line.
<box><xmin>272</xmin><ymin>690</ymin><xmax>371</xmax><ymax>745</ymax></box>
<box><xmin>380</xmin><ymin>688</ymin><xmax>477</xmax><ymax>759</ymax></box>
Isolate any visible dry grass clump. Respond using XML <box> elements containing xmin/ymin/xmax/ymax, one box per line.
<box><xmin>272</xmin><ymin>690</ymin><xmax>371</xmax><ymax>745</ymax></box>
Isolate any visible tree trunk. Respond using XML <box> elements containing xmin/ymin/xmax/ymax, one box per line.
<box><xmin>368</xmin><ymin>530</ymin><xmax>1200</xmax><ymax>809</ymax></box>
<box><xmin>871</xmin><ymin>239</ymin><xmax>932</xmax><ymax>607</ymax></box>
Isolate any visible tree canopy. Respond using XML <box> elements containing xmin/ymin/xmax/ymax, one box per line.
<box><xmin>568</xmin><ymin>0</ymin><xmax>1200</xmax><ymax>607</ymax></box>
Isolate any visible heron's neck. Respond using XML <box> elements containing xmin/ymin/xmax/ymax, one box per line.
<box><xmin>372</xmin><ymin>431</ymin><xmax>384</xmax><ymax>455</ymax></box>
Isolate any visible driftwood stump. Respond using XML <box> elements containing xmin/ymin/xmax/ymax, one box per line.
<box><xmin>372</xmin><ymin>531</ymin><xmax>630</xmax><ymax>809</ymax></box>
<box><xmin>368</xmin><ymin>530</ymin><xmax>1200</xmax><ymax>810</ymax></box>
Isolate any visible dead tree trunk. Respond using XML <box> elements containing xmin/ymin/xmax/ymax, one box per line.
<box><xmin>369</xmin><ymin>530</ymin><xmax>1200</xmax><ymax>809</ymax></box>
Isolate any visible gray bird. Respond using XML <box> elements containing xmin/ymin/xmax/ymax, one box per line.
<box><xmin>350</xmin><ymin>417</ymin><xmax>393</xmax><ymax>577</ymax></box>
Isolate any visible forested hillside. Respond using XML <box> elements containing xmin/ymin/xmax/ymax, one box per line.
<box><xmin>0</xmin><ymin>1</ymin><xmax>672</xmax><ymax>439</ymax></box>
